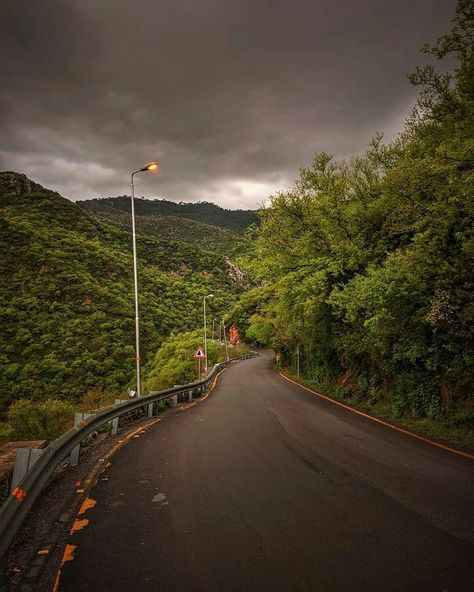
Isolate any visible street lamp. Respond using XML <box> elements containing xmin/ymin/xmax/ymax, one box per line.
<box><xmin>203</xmin><ymin>293</ymin><xmax>214</xmax><ymax>374</ymax></box>
<box><xmin>130</xmin><ymin>161</ymin><xmax>158</xmax><ymax>397</ymax></box>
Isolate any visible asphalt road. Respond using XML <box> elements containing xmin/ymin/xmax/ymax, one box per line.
<box><xmin>57</xmin><ymin>351</ymin><xmax>474</xmax><ymax>591</ymax></box>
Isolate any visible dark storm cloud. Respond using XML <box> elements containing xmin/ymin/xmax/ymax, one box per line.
<box><xmin>0</xmin><ymin>0</ymin><xmax>456</xmax><ymax>207</ymax></box>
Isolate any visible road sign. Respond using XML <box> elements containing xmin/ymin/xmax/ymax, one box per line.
<box><xmin>193</xmin><ymin>347</ymin><xmax>206</xmax><ymax>359</ymax></box>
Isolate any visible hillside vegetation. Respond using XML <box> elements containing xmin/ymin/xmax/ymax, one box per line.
<box><xmin>81</xmin><ymin>196</ymin><xmax>259</xmax><ymax>234</ymax></box>
<box><xmin>142</xmin><ymin>329</ymin><xmax>249</xmax><ymax>393</ymax></box>
<box><xmin>0</xmin><ymin>172</ymin><xmax>246</xmax><ymax>415</ymax></box>
<box><xmin>80</xmin><ymin>199</ymin><xmax>243</xmax><ymax>255</ymax></box>
<box><xmin>232</xmin><ymin>1</ymin><xmax>474</xmax><ymax>444</ymax></box>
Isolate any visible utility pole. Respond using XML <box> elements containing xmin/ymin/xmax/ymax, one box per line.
<box><xmin>222</xmin><ymin>320</ymin><xmax>229</xmax><ymax>361</ymax></box>
<box><xmin>296</xmin><ymin>344</ymin><xmax>300</xmax><ymax>379</ymax></box>
<box><xmin>203</xmin><ymin>294</ymin><xmax>214</xmax><ymax>374</ymax></box>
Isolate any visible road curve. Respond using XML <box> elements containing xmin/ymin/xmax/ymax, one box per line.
<box><xmin>57</xmin><ymin>351</ymin><xmax>474</xmax><ymax>591</ymax></box>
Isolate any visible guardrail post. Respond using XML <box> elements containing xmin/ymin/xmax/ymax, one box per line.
<box><xmin>10</xmin><ymin>448</ymin><xmax>43</xmax><ymax>493</ymax></box>
<box><xmin>111</xmin><ymin>417</ymin><xmax>119</xmax><ymax>436</ymax></box>
<box><xmin>170</xmin><ymin>395</ymin><xmax>178</xmax><ymax>408</ymax></box>
<box><xmin>111</xmin><ymin>399</ymin><xmax>127</xmax><ymax>435</ymax></box>
<box><xmin>70</xmin><ymin>412</ymin><xmax>94</xmax><ymax>466</ymax></box>
<box><xmin>188</xmin><ymin>390</ymin><xmax>193</xmax><ymax>402</ymax></box>
<box><xmin>147</xmin><ymin>403</ymin><xmax>154</xmax><ymax>417</ymax></box>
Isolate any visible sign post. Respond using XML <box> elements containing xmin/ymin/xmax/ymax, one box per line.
<box><xmin>193</xmin><ymin>346</ymin><xmax>206</xmax><ymax>380</ymax></box>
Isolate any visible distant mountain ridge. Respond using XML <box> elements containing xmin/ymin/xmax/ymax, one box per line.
<box><xmin>80</xmin><ymin>196</ymin><xmax>259</xmax><ymax>234</ymax></box>
<box><xmin>80</xmin><ymin>198</ymin><xmax>244</xmax><ymax>254</ymax></box>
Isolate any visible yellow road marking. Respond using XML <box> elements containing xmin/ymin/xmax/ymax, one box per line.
<box><xmin>52</xmin><ymin>419</ymin><xmax>161</xmax><ymax>590</ymax></box>
<box><xmin>279</xmin><ymin>372</ymin><xmax>474</xmax><ymax>461</ymax></box>
<box><xmin>78</xmin><ymin>497</ymin><xmax>97</xmax><ymax>515</ymax></box>
<box><xmin>70</xmin><ymin>517</ymin><xmax>89</xmax><ymax>533</ymax></box>
<box><xmin>52</xmin><ymin>544</ymin><xmax>77</xmax><ymax>592</ymax></box>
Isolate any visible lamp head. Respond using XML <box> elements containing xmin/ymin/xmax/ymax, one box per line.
<box><xmin>140</xmin><ymin>162</ymin><xmax>158</xmax><ymax>172</ymax></box>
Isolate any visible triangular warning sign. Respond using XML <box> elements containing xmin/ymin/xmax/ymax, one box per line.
<box><xmin>193</xmin><ymin>347</ymin><xmax>206</xmax><ymax>359</ymax></box>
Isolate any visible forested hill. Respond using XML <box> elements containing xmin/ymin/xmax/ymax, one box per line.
<box><xmin>0</xmin><ymin>172</ymin><xmax>246</xmax><ymax>413</ymax></box>
<box><xmin>80</xmin><ymin>196</ymin><xmax>259</xmax><ymax>234</ymax></box>
<box><xmin>80</xmin><ymin>198</ymin><xmax>243</xmax><ymax>254</ymax></box>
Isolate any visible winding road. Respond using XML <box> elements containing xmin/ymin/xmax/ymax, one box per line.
<box><xmin>57</xmin><ymin>351</ymin><xmax>474</xmax><ymax>591</ymax></box>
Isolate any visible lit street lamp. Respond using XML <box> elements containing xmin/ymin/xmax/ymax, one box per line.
<box><xmin>130</xmin><ymin>162</ymin><xmax>158</xmax><ymax>397</ymax></box>
<box><xmin>203</xmin><ymin>293</ymin><xmax>214</xmax><ymax>374</ymax></box>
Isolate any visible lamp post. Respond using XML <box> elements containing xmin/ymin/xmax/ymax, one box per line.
<box><xmin>130</xmin><ymin>162</ymin><xmax>158</xmax><ymax>397</ymax></box>
<box><xmin>203</xmin><ymin>293</ymin><xmax>214</xmax><ymax>374</ymax></box>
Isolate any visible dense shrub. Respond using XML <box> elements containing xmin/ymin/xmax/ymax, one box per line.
<box><xmin>143</xmin><ymin>330</ymin><xmax>221</xmax><ymax>392</ymax></box>
<box><xmin>8</xmin><ymin>399</ymin><xmax>75</xmax><ymax>440</ymax></box>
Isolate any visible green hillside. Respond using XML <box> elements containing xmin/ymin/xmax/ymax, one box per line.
<box><xmin>80</xmin><ymin>196</ymin><xmax>259</xmax><ymax>234</ymax></box>
<box><xmin>80</xmin><ymin>199</ymin><xmax>243</xmax><ymax>255</ymax></box>
<box><xmin>0</xmin><ymin>172</ymin><xmax>245</xmax><ymax>414</ymax></box>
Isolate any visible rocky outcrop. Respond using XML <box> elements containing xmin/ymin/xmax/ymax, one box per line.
<box><xmin>0</xmin><ymin>171</ymin><xmax>53</xmax><ymax>197</ymax></box>
<box><xmin>225</xmin><ymin>257</ymin><xmax>248</xmax><ymax>285</ymax></box>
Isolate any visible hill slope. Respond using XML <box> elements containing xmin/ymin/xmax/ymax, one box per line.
<box><xmin>0</xmin><ymin>172</ymin><xmax>245</xmax><ymax>413</ymax></box>
<box><xmin>80</xmin><ymin>199</ymin><xmax>243</xmax><ymax>254</ymax></box>
<box><xmin>80</xmin><ymin>196</ymin><xmax>259</xmax><ymax>234</ymax></box>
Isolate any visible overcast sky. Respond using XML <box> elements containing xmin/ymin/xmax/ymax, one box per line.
<box><xmin>0</xmin><ymin>0</ymin><xmax>456</xmax><ymax>209</ymax></box>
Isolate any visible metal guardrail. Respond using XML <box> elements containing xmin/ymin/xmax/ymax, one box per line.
<box><xmin>0</xmin><ymin>353</ymin><xmax>256</xmax><ymax>559</ymax></box>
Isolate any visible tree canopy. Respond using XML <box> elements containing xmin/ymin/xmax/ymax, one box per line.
<box><xmin>239</xmin><ymin>0</ymin><xmax>473</xmax><ymax>426</ymax></box>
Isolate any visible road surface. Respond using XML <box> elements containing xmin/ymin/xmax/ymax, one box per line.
<box><xmin>57</xmin><ymin>351</ymin><xmax>474</xmax><ymax>591</ymax></box>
